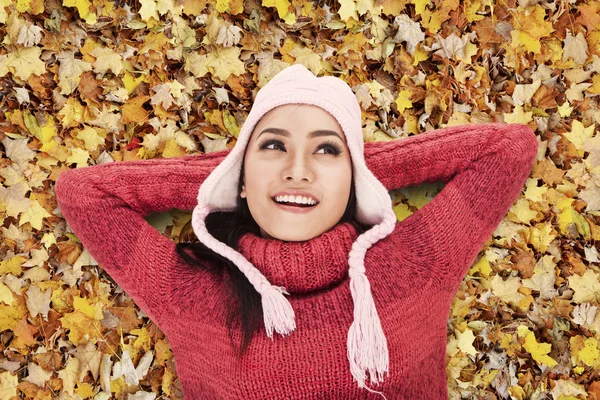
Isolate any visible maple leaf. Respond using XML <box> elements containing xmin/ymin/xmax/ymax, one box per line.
<box><xmin>88</xmin><ymin>104</ymin><xmax>122</xmax><ymax>133</ymax></box>
<box><xmin>562</xmin><ymin>31</ymin><xmax>589</xmax><ymax>65</ymax></box>
<box><xmin>568</xmin><ymin>269</ymin><xmax>600</xmax><ymax>304</ymax></box>
<box><xmin>0</xmin><ymin>372</ymin><xmax>18</xmax><ymax>399</ymax></box>
<box><xmin>184</xmin><ymin>46</ymin><xmax>246</xmax><ymax>81</ymax></box>
<box><xmin>139</xmin><ymin>0</ymin><xmax>159</xmax><ymax>21</ymax></box>
<box><xmin>90</xmin><ymin>45</ymin><xmax>123</xmax><ymax>76</ymax></box>
<box><xmin>433</xmin><ymin>32</ymin><xmax>478</xmax><ymax>63</ymax></box>
<box><xmin>151</xmin><ymin>83</ymin><xmax>176</xmax><ymax>109</ymax></box>
<box><xmin>63</xmin><ymin>0</ymin><xmax>96</xmax><ymax>23</ymax></box>
<box><xmin>23</xmin><ymin>363</ymin><xmax>53</xmax><ymax>388</ymax></box>
<box><xmin>216</xmin><ymin>24</ymin><xmax>243</xmax><ymax>47</ymax></box>
<box><xmin>517</xmin><ymin>325</ymin><xmax>558</xmax><ymax>367</ymax></box>
<box><xmin>16</xmin><ymin>21</ymin><xmax>43</xmax><ymax>47</ymax></box>
<box><xmin>392</xmin><ymin>14</ymin><xmax>424</xmax><ymax>56</ymax></box>
<box><xmin>338</xmin><ymin>0</ymin><xmax>358</xmax><ymax>21</ymax></box>
<box><xmin>1</xmin><ymin>46</ymin><xmax>46</xmax><ymax>80</ymax></box>
<box><xmin>25</xmin><ymin>285</ymin><xmax>52</xmax><ymax>320</ymax></box>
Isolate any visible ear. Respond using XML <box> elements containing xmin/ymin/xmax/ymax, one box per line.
<box><xmin>240</xmin><ymin>183</ymin><xmax>246</xmax><ymax>198</ymax></box>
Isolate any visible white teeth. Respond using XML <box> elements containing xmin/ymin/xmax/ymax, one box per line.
<box><xmin>274</xmin><ymin>195</ymin><xmax>317</xmax><ymax>205</ymax></box>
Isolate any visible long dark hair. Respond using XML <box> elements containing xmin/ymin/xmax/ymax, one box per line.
<box><xmin>175</xmin><ymin>159</ymin><xmax>370</xmax><ymax>358</ymax></box>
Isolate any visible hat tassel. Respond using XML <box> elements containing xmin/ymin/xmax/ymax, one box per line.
<box><xmin>261</xmin><ymin>285</ymin><xmax>296</xmax><ymax>339</ymax></box>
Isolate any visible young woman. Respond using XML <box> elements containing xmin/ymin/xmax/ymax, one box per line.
<box><xmin>55</xmin><ymin>64</ymin><xmax>538</xmax><ymax>399</ymax></box>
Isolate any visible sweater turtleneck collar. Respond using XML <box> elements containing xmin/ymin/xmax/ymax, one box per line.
<box><xmin>236</xmin><ymin>222</ymin><xmax>359</xmax><ymax>294</ymax></box>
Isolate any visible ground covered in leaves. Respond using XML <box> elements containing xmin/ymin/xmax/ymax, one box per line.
<box><xmin>1</xmin><ymin>0</ymin><xmax>600</xmax><ymax>398</ymax></box>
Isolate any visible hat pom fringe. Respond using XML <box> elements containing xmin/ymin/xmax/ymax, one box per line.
<box><xmin>261</xmin><ymin>285</ymin><xmax>296</xmax><ymax>339</ymax></box>
<box><xmin>347</xmin><ymin>272</ymin><xmax>389</xmax><ymax>397</ymax></box>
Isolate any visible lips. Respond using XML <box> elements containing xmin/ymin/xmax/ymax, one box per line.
<box><xmin>273</xmin><ymin>198</ymin><xmax>318</xmax><ymax>214</ymax></box>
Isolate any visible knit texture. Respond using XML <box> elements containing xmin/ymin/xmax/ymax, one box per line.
<box><xmin>54</xmin><ymin>122</ymin><xmax>539</xmax><ymax>399</ymax></box>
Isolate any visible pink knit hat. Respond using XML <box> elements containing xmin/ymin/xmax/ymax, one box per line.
<box><xmin>192</xmin><ymin>64</ymin><xmax>397</xmax><ymax>397</ymax></box>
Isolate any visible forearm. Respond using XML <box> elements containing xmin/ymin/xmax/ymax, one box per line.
<box><xmin>55</xmin><ymin>148</ymin><xmax>231</xmax><ymax>217</ymax></box>
<box><xmin>364</xmin><ymin>123</ymin><xmax>530</xmax><ymax>191</ymax></box>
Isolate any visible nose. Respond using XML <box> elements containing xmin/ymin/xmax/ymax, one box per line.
<box><xmin>282</xmin><ymin>152</ymin><xmax>314</xmax><ymax>183</ymax></box>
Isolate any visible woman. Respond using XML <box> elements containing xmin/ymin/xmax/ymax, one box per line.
<box><xmin>55</xmin><ymin>64</ymin><xmax>538</xmax><ymax>399</ymax></box>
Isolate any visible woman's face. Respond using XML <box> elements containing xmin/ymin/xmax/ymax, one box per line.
<box><xmin>241</xmin><ymin>104</ymin><xmax>353</xmax><ymax>241</ymax></box>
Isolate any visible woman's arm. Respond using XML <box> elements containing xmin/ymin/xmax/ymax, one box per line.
<box><xmin>364</xmin><ymin>123</ymin><xmax>539</xmax><ymax>283</ymax></box>
<box><xmin>54</xmin><ymin>148</ymin><xmax>231</xmax><ymax>326</ymax></box>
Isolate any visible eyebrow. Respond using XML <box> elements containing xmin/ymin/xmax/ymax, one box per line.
<box><xmin>257</xmin><ymin>127</ymin><xmax>344</xmax><ymax>142</ymax></box>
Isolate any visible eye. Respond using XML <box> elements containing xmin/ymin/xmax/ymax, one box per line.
<box><xmin>258</xmin><ymin>139</ymin><xmax>342</xmax><ymax>156</ymax></box>
<box><xmin>259</xmin><ymin>139</ymin><xmax>285</xmax><ymax>151</ymax></box>
<box><xmin>316</xmin><ymin>140</ymin><xmax>343</xmax><ymax>156</ymax></box>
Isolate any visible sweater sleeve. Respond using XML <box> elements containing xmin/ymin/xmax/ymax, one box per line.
<box><xmin>364</xmin><ymin>123</ymin><xmax>538</xmax><ymax>283</ymax></box>
<box><xmin>54</xmin><ymin>148</ymin><xmax>231</xmax><ymax>326</ymax></box>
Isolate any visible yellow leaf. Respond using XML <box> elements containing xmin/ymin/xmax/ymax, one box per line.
<box><xmin>66</xmin><ymin>147</ymin><xmax>91</xmax><ymax>168</ymax></box>
<box><xmin>0</xmin><ymin>299</ymin><xmax>27</xmax><ymax>332</ymax></box>
<box><xmin>395</xmin><ymin>89</ymin><xmax>413</xmax><ymax>114</ymax></box>
<box><xmin>557</xmin><ymin>101</ymin><xmax>573</xmax><ymax>117</ymax></box>
<box><xmin>339</xmin><ymin>32</ymin><xmax>370</xmax><ymax>55</ymax></box>
<box><xmin>90</xmin><ymin>45</ymin><xmax>123</xmax><ymax>76</ymax></box>
<box><xmin>412</xmin><ymin>0</ymin><xmax>429</xmax><ymax>16</ymax></box>
<box><xmin>0</xmin><ymin>256</ymin><xmax>27</xmax><ymax>276</ymax></box>
<box><xmin>162</xmin><ymin>367</ymin><xmax>176</xmax><ymax>395</ymax></box>
<box><xmin>56</xmin><ymin>52</ymin><xmax>93</xmax><ymax>95</ymax></box>
<box><xmin>503</xmin><ymin>104</ymin><xmax>533</xmax><ymax>124</ymax></box>
<box><xmin>23</xmin><ymin>110</ymin><xmax>56</xmax><ymax>144</ymax></box>
<box><xmin>0</xmin><ymin>0</ymin><xmax>12</xmax><ymax>23</ymax></box>
<box><xmin>262</xmin><ymin>0</ymin><xmax>292</xmax><ymax>20</ymax></box>
<box><xmin>570</xmin><ymin>336</ymin><xmax>599</xmax><ymax>367</ymax></box>
<box><xmin>139</xmin><ymin>0</ymin><xmax>158</xmax><ymax>21</ymax></box>
<box><xmin>338</xmin><ymin>0</ymin><xmax>358</xmax><ymax>21</ymax></box>
<box><xmin>58</xmin><ymin>98</ymin><xmax>86</xmax><ymax>129</ymax></box>
<box><xmin>490</xmin><ymin>274</ymin><xmax>525</xmax><ymax>308</ymax></box>
<box><xmin>57</xmin><ymin>355</ymin><xmax>79</xmax><ymax>396</ymax></box>
<box><xmin>63</xmin><ymin>0</ymin><xmax>96</xmax><ymax>23</ymax></box>
<box><xmin>517</xmin><ymin>325</ymin><xmax>558</xmax><ymax>367</ymax></box>
<box><xmin>60</xmin><ymin>311</ymin><xmax>103</xmax><ymax>345</ymax></box>
<box><xmin>510</xmin><ymin>30</ymin><xmax>540</xmax><ymax>53</ymax></box>
<box><xmin>3</xmin><ymin>46</ymin><xmax>46</xmax><ymax>81</ymax></box>
<box><xmin>392</xmin><ymin>202</ymin><xmax>412</xmax><ymax>222</ymax></box>
<box><xmin>184</xmin><ymin>47</ymin><xmax>246</xmax><ymax>81</ymax></box>
<box><xmin>75</xmin><ymin>382</ymin><xmax>95</xmax><ymax>398</ymax></box>
<box><xmin>0</xmin><ymin>372</ymin><xmax>18</xmax><ymax>400</ymax></box>
<box><xmin>588</xmin><ymin>73</ymin><xmax>600</xmax><ymax>95</ymax></box>
<box><xmin>464</xmin><ymin>0</ymin><xmax>484</xmax><ymax>22</ymax></box>
<box><xmin>556</xmin><ymin>197</ymin><xmax>591</xmax><ymax>239</ymax></box>
<box><xmin>0</xmin><ymin>283</ymin><xmax>14</xmax><ymax>306</ymax></box>
<box><xmin>73</xmin><ymin>295</ymin><xmax>104</xmax><ymax>320</ymax></box>
<box><xmin>568</xmin><ymin>269</ymin><xmax>600</xmax><ymax>304</ymax></box>
<box><xmin>456</xmin><ymin>327</ymin><xmax>477</xmax><ymax>356</ymax></box>
<box><xmin>412</xmin><ymin>45</ymin><xmax>429</xmax><ymax>65</ymax></box>
<box><xmin>289</xmin><ymin>46</ymin><xmax>323</xmax><ymax>75</ymax></box>
<box><xmin>130</xmin><ymin>326</ymin><xmax>152</xmax><ymax>351</ymax></box>
<box><xmin>470</xmin><ymin>256</ymin><xmax>492</xmax><ymax>278</ymax></box>
<box><xmin>528</xmin><ymin>222</ymin><xmax>556</xmax><ymax>253</ymax></box>
<box><xmin>222</xmin><ymin>110</ymin><xmax>240</xmax><ymax>138</ymax></box>
<box><xmin>123</xmin><ymin>71</ymin><xmax>146</xmax><ymax>94</ymax></box>
<box><xmin>564</xmin><ymin>120</ymin><xmax>595</xmax><ymax>157</ymax></box>
<box><xmin>76</xmin><ymin>126</ymin><xmax>105</xmax><ymax>152</ymax></box>
<box><xmin>215</xmin><ymin>0</ymin><xmax>232</xmax><ymax>12</ymax></box>
<box><xmin>512</xmin><ymin>4</ymin><xmax>554</xmax><ymax>39</ymax></box>
<box><xmin>509</xmin><ymin>197</ymin><xmax>538</xmax><ymax>224</ymax></box>
<box><xmin>162</xmin><ymin>138</ymin><xmax>186</xmax><ymax>158</ymax></box>
<box><xmin>19</xmin><ymin>200</ymin><xmax>51</xmax><ymax>230</ymax></box>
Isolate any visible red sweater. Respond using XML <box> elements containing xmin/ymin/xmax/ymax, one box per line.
<box><xmin>54</xmin><ymin>123</ymin><xmax>538</xmax><ymax>399</ymax></box>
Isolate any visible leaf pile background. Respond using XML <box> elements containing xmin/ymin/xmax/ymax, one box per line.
<box><xmin>1</xmin><ymin>0</ymin><xmax>600</xmax><ymax>398</ymax></box>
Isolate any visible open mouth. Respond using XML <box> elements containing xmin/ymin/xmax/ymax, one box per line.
<box><xmin>272</xmin><ymin>198</ymin><xmax>319</xmax><ymax>209</ymax></box>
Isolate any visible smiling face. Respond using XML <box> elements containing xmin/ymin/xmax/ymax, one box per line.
<box><xmin>240</xmin><ymin>104</ymin><xmax>353</xmax><ymax>241</ymax></box>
